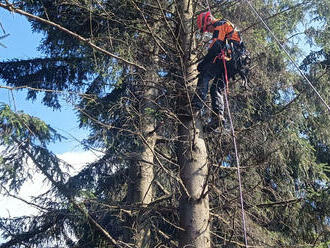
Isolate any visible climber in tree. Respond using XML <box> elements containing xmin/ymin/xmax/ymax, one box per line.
<box><xmin>192</xmin><ymin>11</ymin><xmax>249</xmax><ymax>131</ymax></box>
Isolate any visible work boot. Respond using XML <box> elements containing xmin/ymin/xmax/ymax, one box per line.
<box><xmin>206</xmin><ymin>114</ymin><xmax>225</xmax><ymax>133</ymax></box>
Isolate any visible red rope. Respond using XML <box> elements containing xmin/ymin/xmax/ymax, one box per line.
<box><xmin>221</xmin><ymin>50</ymin><xmax>229</xmax><ymax>93</ymax></box>
<box><xmin>221</xmin><ymin>51</ymin><xmax>249</xmax><ymax>247</ymax></box>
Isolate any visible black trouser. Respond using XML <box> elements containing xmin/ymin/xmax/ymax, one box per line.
<box><xmin>192</xmin><ymin>41</ymin><xmax>243</xmax><ymax>116</ymax></box>
<box><xmin>192</xmin><ymin>61</ymin><xmax>226</xmax><ymax>116</ymax></box>
<box><xmin>193</xmin><ymin>58</ymin><xmax>238</xmax><ymax>116</ymax></box>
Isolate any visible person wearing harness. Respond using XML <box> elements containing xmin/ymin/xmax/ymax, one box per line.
<box><xmin>192</xmin><ymin>11</ymin><xmax>248</xmax><ymax>131</ymax></box>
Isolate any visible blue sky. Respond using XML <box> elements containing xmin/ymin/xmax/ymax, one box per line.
<box><xmin>0</xmin><ymin>9</ymin><xmax>88</xmax><ymax>154</ymax></box>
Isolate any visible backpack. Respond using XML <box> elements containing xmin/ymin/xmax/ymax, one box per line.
<box><xmin>229</xmin><ymin>41</ymin><xmax>251</xmax><ymax>88</ymax></box>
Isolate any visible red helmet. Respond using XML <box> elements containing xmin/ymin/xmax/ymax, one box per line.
<box><xmin>197</xmin><ymin>11</ymin><xmax>211</xmax><ymax>33</ymax></box>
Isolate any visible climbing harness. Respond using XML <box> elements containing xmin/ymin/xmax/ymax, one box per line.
<box><xmin>221</xmin><ymin>50</ymin><xmax>249</xmax><ymax>247</ymax></box>
<box><xmin>213</xmin><ymin>47</ymin><xmax>231</xmax><ymax>63</ymax></box>
<box><xmin>212</xmin><ymin>43</ymin><xmax>251</xmax><ymax>91</ymax></box>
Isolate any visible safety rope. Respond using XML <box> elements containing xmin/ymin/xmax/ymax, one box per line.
<box><xmin>244</xmin><ymin>0</ymin><xmax>330</xmax><ymax>113</ymax></box>
<box><xmin>204</xmin><ymin>0</ymin><xmax>249</xmax><ymax>244</ymax></box>
<box><xmin>221</xmin><ymin>50</ymin><xmax>249</xmax><ymax>247</ymax></box>
<box><xmin>221</xmin><ymin>50</ymin><xmax>230</xmax><ymax>93</ymax></box>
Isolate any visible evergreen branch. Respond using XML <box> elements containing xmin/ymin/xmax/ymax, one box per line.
<box><xmin>241</xmin><ymin>1</ymin><xmax>306</xmax><ymax>33</ymax></box>
<box><xmin>0</xmin><ymin>215</ymin><xmax>65</xmax><ymax>248</ymax></box>
<box><xmin>157</xmin><ymin>214</ymin><xmax>184</xmax><ymax>232</ymax></box>
<box><xmin>148</xmin><ymin>194</ymin><xmax>172</xmax><ymax>206</ymax></box>
<box><xmin>256</xmin><ymin>198</ymin><xmax>302</xmax><ymax>208</ymax></box>
<box><xmin>0</xmin><ymin>33</ymin><xmax>9</xmax><ymax>40</ymax></box>
<box><xmin>17</xmin><ymin>144</ymin><xmax>124</xmax><ymax>248</ymax></box>
<box><xmin>154</xmin><ymin>227</ymin><xmax>179</xmax><ymax>247</ymax></box>
<box><xmin>268</xmin><ymin>69</ymin><xmax>328</xmax><ymax>118</ymax></box>
<box><xmin>155</xmin><ymin>0</ymin><xmax>184</xmax><ymax>55</ymax></box>
<box><xmin>0</xmin><ymin>21</ymin><xmax>6</xmax><ymax>33</ymax></box>
<box><xmin>210</xmin><ymin>231</ymin><xmax>247</xmax><ymax>247</ymax></box>
<box><xmin>93</xmin><ymin>0</ymin><xmax>173</xmax><ymax>51</ymax></box>
<box><xmin>75</xmin><ymin>106</ymin><xmax>139</xmax><ymax>136</ymax></box>
<box><xmin>0</xmin><ymin>33</ymin><xmax>9</xmax><ymax>48</ymax></box>
<box><xmin>134</xmin><ymin>0</ymin><xmax>175</xmax><ymax>14</ymax></box>
<box><xmin>0</xmin><ymin>3</ymin><xmax>146</xmax><ymax>71</ymax></box>
<box><xmin>209</xmin><ymin>212</ymin><xmax>230</xmax><ymax>225</ymax></box>
<box><xmin>154</xmin><ymin>146</ymin><xmax>180</xmax><ymax>168</ymax></box>
<box><xmin>0</xmin><ymin>185</ymin><xmax>49</xmax><ymax>212</ymax></box>
<box><xmin>71</xmin><ymin>201</ymin><xmax>122</xmax><ymax>247</ymax></box>
<box><xmin>138</xmin><ymin>129</ymin><xmax>192</xmax><ymax>199</ymax></box>
<box><xmin>130</xmin><ymin>0</ymin><xmax>168</xmax><ymax>57</ymax></box>
<box><xmin>212</xmin><ymin>164</ymin><xmax>248</xmax><ymax>170</ymax></box>
<box><xmin>0</xmin><ymin>85</ymin><xmax>96</xmax><ymax>100</ymax></box>
<box><xmin>77</xmin><ymin>100</ymin><xmax>191</xmax><ymax>200</ymax></box>
<box><xmin>83</xmin><ymin>200</ymin><xmax>133</xmax><ymax>214</ymax></box>
<box><xmin>155</xmin><ymin>180</ymin><xmax>170</xmax><ymax>195</ymax></box>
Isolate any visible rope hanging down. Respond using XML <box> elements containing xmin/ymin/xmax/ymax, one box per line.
<box><xmin>244</xmin><ymin>0</ymin><xmax>330</xmax><ymax>113</ymax></box>
<box><xmin>221</xmin><ymin>51</ymin><xmax>249</xmax><ymax>248</ymax></box>
<box><xmin>204</xmin><ymin>0</ymin><xmax>249</xmax><ymax>244</ymax></box>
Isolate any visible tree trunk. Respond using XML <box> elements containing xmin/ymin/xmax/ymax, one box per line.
<box><xmin>178</xmin><ymin>120</ymin><xmax>210</xmax><ymax>248</ymax></box>
<box><xmin>126</xmin><ymin>46</ymin><xmax>159</xmax><ymax>247</ymax></box>
<box><xmin>126</xmin><ymin>86</ymin><xmax>156</xmax><ymax>248</ymax></box>
<box><xmin>134</xmin><ymin>93</ymin><xmax>157</xmax><ymax>247</ymax></box>
<box><xmin>176</xmin><ymin>1</ymin><xmax>211</xmax><ymax>247</ymax></box>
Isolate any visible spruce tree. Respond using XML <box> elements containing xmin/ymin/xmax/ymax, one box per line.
<box><xmin>0</xmin><ymin>0</ymin><xmax>328</xmax><ymax>247</ymax></box>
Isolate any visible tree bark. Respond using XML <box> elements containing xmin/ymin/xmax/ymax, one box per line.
<box><xmin>126</xmin><ymin>86</ymin><xmax>156</xmax><ymax>248</ymax></box>
<box><xmin>134</xmin><ymin>91</ymin><xmax>157</xmax><ymax>247</ymax></box>
<box><xmin>127</xmin><ymin>46</ymin><xmax>159</xmax><ymax>247</ymax></box>
<box><xmin>176</xmin><ymin>1</ymin><xmax>211</xmax><ymax>247</ymax></box>
<box><xmin>178</xmin><ymin>120</ymin><xmax>210</xmax><ymax>248</ymax></box>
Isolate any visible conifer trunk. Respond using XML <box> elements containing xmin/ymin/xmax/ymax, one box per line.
<box><xmin>176</xmin><ymin>1</ymin><xmax>211</xmax><ymax>247</ymax></box>
<box><xmin>134</xmin><ymin>83</ymin><xmax>157</xmax><ymax>247</ymax></box>
<box><xmin>126</xmin><ymin>88</ymin><xmax>156</xmax><ymax>248</ymax></box>
<box><xmin>177</xmin><ymin>120</ymin><xmax>210</xmax><ymax>248</ymax></box>
<box><xmin>127</xmin><ymin>46</ymin><xmax>159</xmax><ymax>247</ymax></box>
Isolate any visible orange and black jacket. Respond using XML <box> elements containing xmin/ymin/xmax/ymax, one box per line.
<box><xmin>200</xmin><ymin>19</ymin><xmax>241</xmax><ymax>67</ymax></box>
<box><xmin>209</xmin><ymin>19</ymin><xmax>241</xmax><ymax>48</ymax></box>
